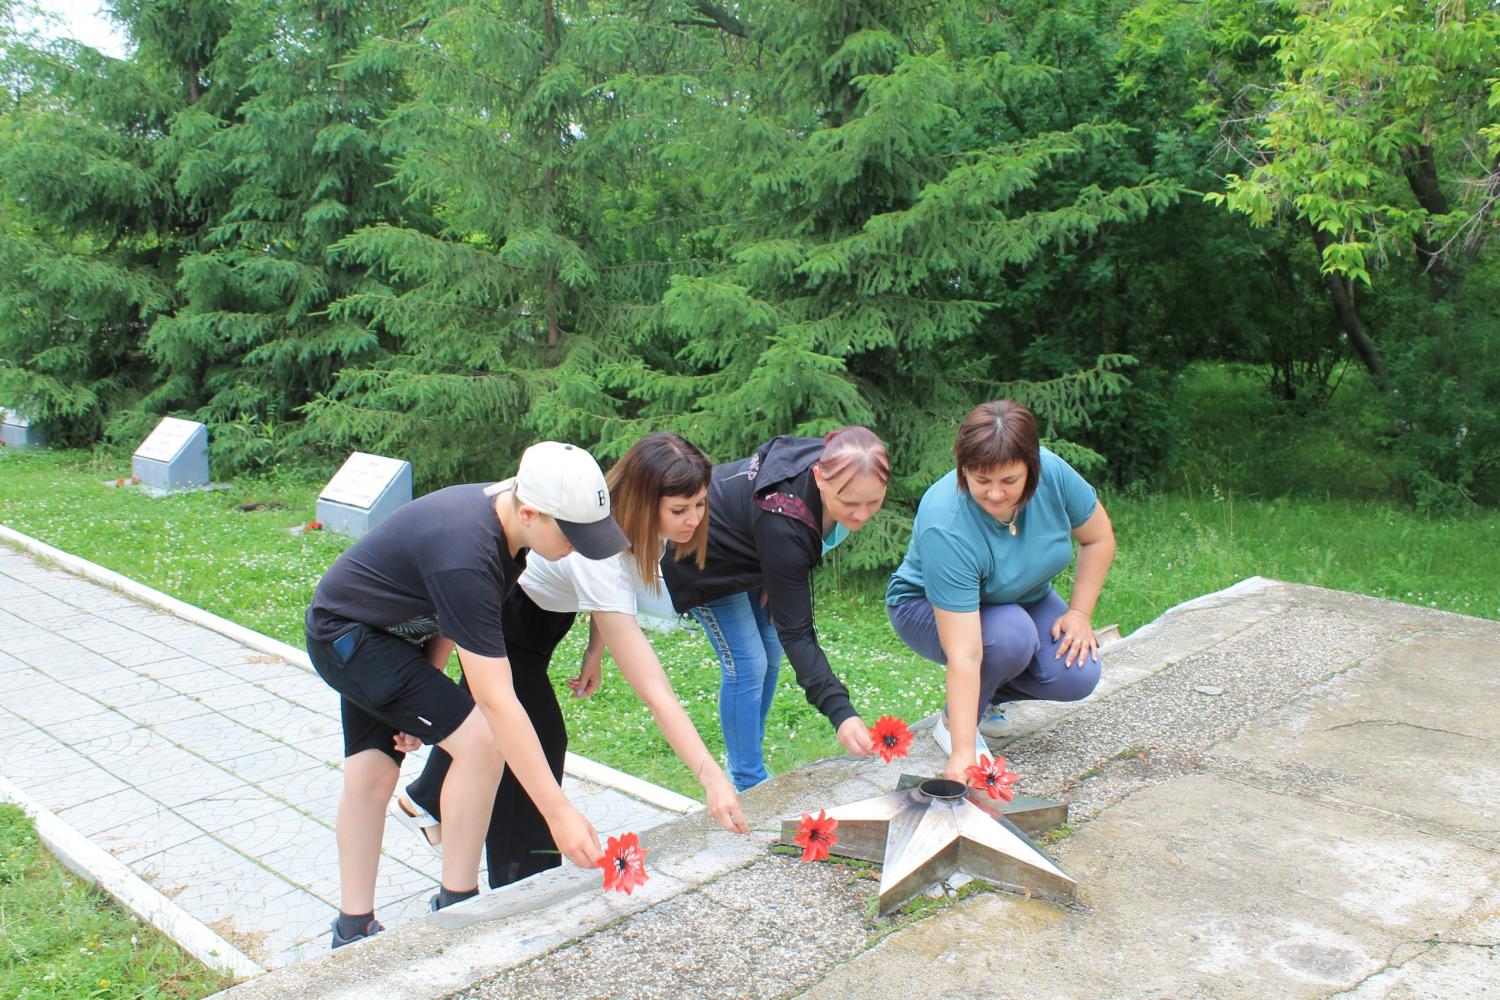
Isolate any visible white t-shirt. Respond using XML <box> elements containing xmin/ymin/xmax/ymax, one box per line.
<box><xmin>519</xmin><ymin>543</ymin><xmax>665</xmax><ymax>615</ymax></box>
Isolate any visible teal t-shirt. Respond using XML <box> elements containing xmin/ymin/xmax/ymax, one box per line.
<box><xmin>885</xmin><ymin>448</ymin><xmax>1098</xmax><ymax>611</ymax></box>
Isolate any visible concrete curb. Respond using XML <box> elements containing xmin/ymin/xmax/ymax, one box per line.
<box><xmin>0</xmin><ymin>524</ymin><xmax>698</xmax><ymax>815</ymax></box>
<box><xmin>0</xmin><ymin>774</ymin><xmax>265</xmax><ymax>982</ymax></box>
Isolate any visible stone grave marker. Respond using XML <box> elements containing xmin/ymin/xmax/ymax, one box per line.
<box><xmin>1</xmin><ymin>408</ymin><xmax>47</xmax><ymax>449</ymax></box>
<box><xmin>132</xmin><ymin>417</ymin><xmax>210</xmax><ymax>492</ymax></box>
<box><xmin>315</xmin><ymin>451</ymin><xmax>412</xmax><ymax>538</ymax></box>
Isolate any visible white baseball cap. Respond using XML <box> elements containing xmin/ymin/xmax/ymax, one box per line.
<box><xmin>485</xmin><ymin>442</ymin><xmax>628</xmax><ymax>559</ymax></box>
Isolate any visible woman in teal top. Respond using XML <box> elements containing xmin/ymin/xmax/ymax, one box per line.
<box><xmin>886</xmin><ymin>400</ymin><xmax>1117</xmax><ymax>781</ymax></box>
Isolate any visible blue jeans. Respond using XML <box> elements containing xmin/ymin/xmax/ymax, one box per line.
<box><xmin>887</xmin><ymin>590</ymin><xmax>1101</xmax><ymax>725</ymax></box>
<box><xmin>690</xmin><ymin>588</ymin><xmax>783</xmax><ymax>791</ymax></box>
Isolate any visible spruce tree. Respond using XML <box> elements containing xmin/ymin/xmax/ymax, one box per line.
<box><xmin>146</xmin><ymin>0</ymin><xmax>417</xmax><ymax>470</ymax></box>
<box><xmin>0</xmin><ymin>4</ymin><xmax>217</xmax><ymax>443</ymax></box>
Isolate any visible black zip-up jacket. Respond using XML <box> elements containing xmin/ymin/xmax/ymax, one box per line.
<box><xmin>662</xmin><ymin>436</ymin><xmax>856</xmax><ymax>730</ymax></box>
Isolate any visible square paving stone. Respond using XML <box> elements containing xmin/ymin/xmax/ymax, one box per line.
<box><xmin>9</xmin><ymin>635</ymin><xmax>89</xmax><ymax>663</ymax></box>
<box><xmin>101</xmin><ymin>809</ymin><xmax>207</xmax><ymax>866</ymax></box>
<box><xmin>15</xmin><ymin>763</ymin><xmax>133</xmax><ymax>816</ymax></box>
<box><xmin>117</xmin><ymin>693</ymin><xmax>216</xmax><ymax>727</ymax></box>
<box><xmin>55</xmin><ymin>788</ymin><xmax>174</xmax><ymax>838</ymax></box>
<box><xmin>207</xmin><ymin>650</ymin><xmax>299</xmax><ymax>679</ymax></box>
<box><xmin>1</xmin><ymin>664</ymin><xmax>57</xmax><ymax>694</ymax></box>
<box><xmin>227</xmin><ymin>698</ymin><xmax>339</xmax><ymax>742</ymax></box>
<box><xmin>152</xmin><ymin>713</ymin><xmax>269</xmax><ymax>764</ymax></box>
<box><xmin>153</xmin><ymin>666</ymin><xmax>242</xmax><ymax>700</ymax></box>
<box><xmin>198</xmin><ymin>881</ymin><xmax>335</xmax><ymax>969</ymax></box>
<box><xmin>7</xmin><ymin>683</ymin><xmax>109</xmax><ymax>726</ymax></box>
<box><xmin>192</xmin><ymin>680</ymin><xmax>287</xmax><ymax>716</ymax></box>
<box><xmin>130</xmin><ymin>832</ymin><xmax>268</xmax><ymax>900</ymax></box>
<box><xmin>211</xmin><ymin>804</ymin><xmax>333</xmax><ymax>867</ymax></box>
<box><xmin>244</xmin><ymin>672</ymin><xmax>337</xmax><ymax>712</ymax></box>
<box><xmin>130</xmin><ymin>654</ymin><xmax>218</xmax><ymax>682</ymax></box>
<box><xmin>108</xmin><ymin>639</ymin><xmax>204</xmax><ymax>669</ymax></box>
<box><xmin>175</xmin><ymin>784</ymin><xmax>289</xmax><ymax>833</ymax></box>
<box><xmin>177</xmin><ymin>641</ymin><xmax>268</xmax><ymax>665</ymax></box>
<box><xmin>37</xmin><ymin>710</ymin><xmax>146</xmax><ymax>745</ymax></box>
<box><xmin>218</xmin><ymin>742</ymin><xmax>328</xmax><ymax>789</ymax></box>
<box><xmin>40</xmin><ymin>650</ymin><xmax>144</xmax><ymax>687</ymax></box>
<box><xmin>88</xmin><ymin>675</ymin><xmax>178</xmax><ymax>710</ymax></box>
<box><xmin>70</xmin><ymin>725</ymin><xmax>174</xmax><ymax>771</ymax></box>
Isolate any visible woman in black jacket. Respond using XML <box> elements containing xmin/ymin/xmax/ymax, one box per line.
<box><xmin>662</xmin><ymin>427</ymin><xmax>890</xmax><ymax>790</ymax></box>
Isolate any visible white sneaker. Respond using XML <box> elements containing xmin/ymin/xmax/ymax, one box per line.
<box><xmin>932</xmin><ymin>710</ymin><xmax>953</xmax><ymax>754</ymax></box>
<box><xmin>932</xmin><ymin>711</ymin><xmax>988</xmax><ymax>759</ymax></box>
<box><xmin>388</xmin><ymin>792</ymin><xmax>441</xmax><ymax>854</ymax></box>
<box><xmin>979</xmin><ymin>702</ymin><xmax>1012</xmax><ymax>738</ymax></box>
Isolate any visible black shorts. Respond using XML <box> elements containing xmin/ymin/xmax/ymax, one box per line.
<box><xmin>306</xmin><ymin>623</ymin><xmax>475</xmax><ymax>764</ymax></box>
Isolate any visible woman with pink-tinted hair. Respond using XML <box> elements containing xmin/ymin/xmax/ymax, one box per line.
<box><xmin>663</xmin><ymin>429</ymin><xmax>891</xmax><ymax>790</ymax></box>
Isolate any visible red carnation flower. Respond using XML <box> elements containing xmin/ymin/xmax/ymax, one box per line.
<box><xmin>130</xmin><ymin>475</ymin><xmax>140</xmax><ymax>485</ymax></box>
<box><xmin>965</xmin><ymin>754</ymin><xmax>1020</xmax><ymax>801</ymax></box>
<box><xmin>306</xmin><ymin>520</ymin><xmax>323</xmax><ymax>531</ymax></box>
<box><xmin>597</xmin><ymin>831</ymin><xmax>649</xmax><ymax>895</ymax></box>
<box><xmin>868</xmin><ymin>715</ymin><xmax>913</xmax><ymax>764</ymax></box>
<box><xmin>794</xmin><ymin>809</ymin><xmax>839</xmax><ymax>863</ymax></box>
<box><xmin>114</xmin><ymin>478</ymin><xmax>125</xmax><ymax>486</ymax></box>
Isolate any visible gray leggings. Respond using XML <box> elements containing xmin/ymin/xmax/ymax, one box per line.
<box><xmin>887</xmin><ymin>589</ymin><xmax>1101</xmax><ymax>724</ymax></box>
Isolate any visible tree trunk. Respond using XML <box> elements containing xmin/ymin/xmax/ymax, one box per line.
<box><xmin>1401</xmin><ymin>143</ymin><xmax>1450</xmax><ymax>299</ymax></box>
<box><xmin>1311</xmin><ymin>228</ymin><xmax>1389</xmax><ymax>384</ymax></box>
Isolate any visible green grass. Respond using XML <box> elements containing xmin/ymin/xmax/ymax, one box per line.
<box><xmin>4</xmin><ymin>445</ymin><xmax>1497</xmax><ymax>799</ymax></box>
<box><xmin>0</xmin><ymin>804</ymin><xmax>232</xmax><ymax>1000</ymax></box>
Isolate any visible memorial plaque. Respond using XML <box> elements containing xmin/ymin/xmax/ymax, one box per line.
<box><xmin>315</xmin><ymin>451</ymin><xmax>412</xmax><ymax>538</ymax></box>
<box><xmin>131</xmin><ymin>417</ymin><xmax>210</xmax><ymax>492</ymax></box>
<box><xmin>1</xmin><ymin>408</ymin><xmax>47</xmax><ymax>450</ymax></box>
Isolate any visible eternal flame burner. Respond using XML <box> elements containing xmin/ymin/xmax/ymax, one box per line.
<box><xmin>779</xmin><ymin>775</ymin><xmax>1076</xmax><ymax>915</ymax></box>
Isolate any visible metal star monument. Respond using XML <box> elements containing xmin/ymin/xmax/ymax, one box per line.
<box><xmin>780</xmin><ymin>776</ymin><xmax>1076</xmax><ymax>915</ymax></box>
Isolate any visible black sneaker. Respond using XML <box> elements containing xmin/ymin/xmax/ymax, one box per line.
<box><xmin>330</xmin><ymin>916</ymin><xmax>384</xmax><ymax>949</ymax></box>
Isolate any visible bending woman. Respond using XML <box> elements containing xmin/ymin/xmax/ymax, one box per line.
<box><xmin>662</xmin><ymin>428</ymin><xmax>889</xmax><ymax>791</ymax></box>
<box><xmin>886</xmin><ymin>400</ymin><xmax>1116</xmax><ymax>781</ymax></box>
<box><xmin>398</xmin><ymin>433</ymin><xmax>749</xmax><ymax>889</ymax></box>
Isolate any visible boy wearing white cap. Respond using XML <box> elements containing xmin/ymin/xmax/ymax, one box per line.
<box><xmin>305</xmin><ymin>442</ymin><xmax>628</xmax><ymax>948</ymax></box>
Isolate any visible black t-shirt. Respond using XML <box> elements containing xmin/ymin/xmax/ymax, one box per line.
<box><xmin>305</xmin><ymin>484</ymin><xmax>523</xmax><ymax>658</ymax></box>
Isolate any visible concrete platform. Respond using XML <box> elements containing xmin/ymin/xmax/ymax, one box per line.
<box><xmin>215</xmin><ymin>577</ymin><xmax>1500</xmax><ymax>1000</ymax></box>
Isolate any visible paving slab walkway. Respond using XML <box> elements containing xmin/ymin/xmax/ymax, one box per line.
<box><xmin>216</xmin><ymin>578</ymin><xmax>1500</xmax><ymax>1000</ymax></box>
<box><xmin>0</xmin><ymin>539</ymin><xmax>677</xmax><ymax>969</ymax></box>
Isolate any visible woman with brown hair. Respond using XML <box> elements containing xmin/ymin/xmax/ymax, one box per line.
<box><xmin>393</xmin><ymin>432</ymin><xmax>749</xmax><ymax>894</ymax></box>
<box><xmin>886</xmin><ymin>400</ymin><xmax>1116</xmax><ymax>782</ymax></box>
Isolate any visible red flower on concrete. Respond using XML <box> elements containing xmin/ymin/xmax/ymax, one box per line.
<box><xmin>114</xmin><ymin>478</ymin><xmax>125</xmax><ymax>486</ymax></box>
<box><xmin>130</xmin><ymin>476</ymin><xmax>140</xmax><ymax>485</ymax></box>
<box><xmin>868</xmin><ymin>715</ymin><xmax>913</xmax><ymax>764</ymax></box>
<box><xmin>794</xmin><ymin>809</ymin><xmax>839</xmax><ymax>862</ymax></box>
<box><xmin>305</xmin><ymin>521</ymin><xmax>323</xmax><ymax>531</ymax></box>
<box><xmin>598</xmin><ymin>831</ymin><xmax>649</xmax><ymax>895</ymax></box>
<box><xmin>965</xmin><ymin>754</ymin><xmax>1019</xmax><ymax>802</ymax></box>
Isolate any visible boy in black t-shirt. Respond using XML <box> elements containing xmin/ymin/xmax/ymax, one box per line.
<box><xmin>306</xmin><ymin>442</ymin><xmax>628</xmax><ymax>948</ymax></box>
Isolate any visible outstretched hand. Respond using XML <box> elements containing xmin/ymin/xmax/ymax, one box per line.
<box><xmin>547</xmin><ymin>804</ymin><xmax>604</xmax><ymax>869</ymax></box>
<box><xmin>836</xmin><ymin>715</ymin><xmax>874</xmax><ymax>756</ymax></box>
<box><xmin>704</xmin><ymin>773</ymin><xmax>751</xmax><ymax>834</ymax></box>
<box><xmin>568</xmin><ymin>654</ymin><xmax>602</xmax><ymax>699</ymax></box>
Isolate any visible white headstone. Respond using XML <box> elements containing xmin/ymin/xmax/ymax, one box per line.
<box><xmin>131</xmin><ymin>417</ymin><xmax>209</xmax><ymax>492</ymax></box>
<box><xmin>315</xmin><ymin>452</ymin><xmax>413</xmax><ymax>538</ymax></box>
<box><xmin>1</xmin><ymin>408</ymin><xmax>47</xmax><ymax>450</ymax></box>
